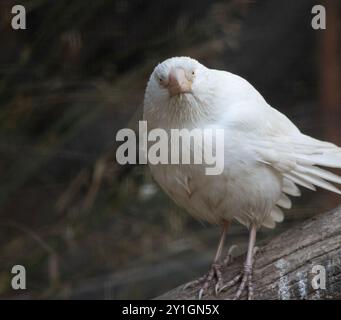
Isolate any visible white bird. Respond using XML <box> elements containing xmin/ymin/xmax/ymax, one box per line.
<box><xmin>143</xmin><ymin>56</ymin><xmax>341</xmax><ymax>299</ymax></box>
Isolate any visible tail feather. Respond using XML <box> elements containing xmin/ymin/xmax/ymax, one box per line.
<box><xmin>297</xmin><ymin>153</ymin><xmax>341</xmax><ymax>168</ymax></box>
<box><xmin>293</xmin><ymin>170</ymin><xmax>341</xmax><ymax>195</ymax></box>
<box><xmin>295</xmin><ymin>134</ymin><xmax>341</xmax><ymax>169</ymax></box>
<box><xmin>272</xmin><ymin>206</ymin><xmax>284</xmax><ymax>222</ymax></box>
<box><xmin>296</xmin><ymin>164</ymin><xmax>341</xmax><ymax>185</ymax></box>
<box><xmin>282</xmin><ymin>178</ymin><xmax>301</xmax><ymax>197</ymax></box>
<box><xmin>262</xmin><ymin>216</ymin><xmax>275</xmax><ymax>229</ymax></box>
<box><xmin>257</xmin><ymin>133</ymin><xmax>341</xmax><ymax>228</ymax></box>
<box><xmin>284</xmin><ymin>135</ymin><xmax>341</xmax><ymax>195</ymax></box>
<box><xmin>283</xmin><ymin>173</ymin><xmax>316</xmax><ymax>191</ymax></box>
<box><xmin>262</xmin><ymin>206</ymin><xmax>284</xmax><ymax>229</ymax></box>
<box><xmin>277</xmin><ymin>193</ymin><xmax>292</xmax><ymax>209</ymax></box>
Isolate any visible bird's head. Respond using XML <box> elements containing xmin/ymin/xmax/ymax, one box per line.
<box><xmin>144</xmin><ymin>57</ymin><xmax>217</xmax><ymax>126</ymax></box>
<box><xmin>153</xmin><ymin>56</ymin><xmax>199</xmax><ymax>97</ymax></box>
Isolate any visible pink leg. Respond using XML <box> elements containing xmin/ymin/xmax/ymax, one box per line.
<box><xmin>183</xmin><ymin>220</ymin><xmax>235</xmax><ymax>299</ymax></box>
<box><xmin>220</xmin><ymin>224</ymin><xmax>258</xmax><ymax>300</ymax></box>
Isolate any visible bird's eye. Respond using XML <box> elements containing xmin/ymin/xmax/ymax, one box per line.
<box><xmin>159</xmin><ymin>78</ymin><xmax>163</xmax><ymax>83</ymax></box>
<box><xmin>192</xmin><ymin>71</ymin><xmax>195</xmax><ymax>75</ymax></box>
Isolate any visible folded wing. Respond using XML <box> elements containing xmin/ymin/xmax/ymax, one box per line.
<box><xmin>219</xmin><ymin>76</ymin><xmax>341</xmax><ymax>227</ymax></box>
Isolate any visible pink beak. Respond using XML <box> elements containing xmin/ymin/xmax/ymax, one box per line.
<box><xmin>168</xmin><ymin>68</ymin><xmax>192</xmax><ymax>96</ymax></box>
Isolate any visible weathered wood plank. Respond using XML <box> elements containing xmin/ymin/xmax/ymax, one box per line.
<box><xmin>156</xmin><ymin>207</ymin><xmax>341</xmax><ymax>300</ymax></box>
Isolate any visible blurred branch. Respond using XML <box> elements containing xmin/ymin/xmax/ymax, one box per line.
<box><xmin>82</xmin><ymin>157</ymin><xmax>106</xmax><ymax>210</ymax></box>
<box><xmin>1</xmin><ymin>220</ymin><xmax>56</xmax><ymax>255</ymax></box>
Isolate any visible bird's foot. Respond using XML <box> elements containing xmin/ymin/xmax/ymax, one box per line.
<box><xmin>227</xmin><ymin>265</ymin><xmax>254</xmax><ymax>300</ymax></box>
<box><xmin>219</xmin><ymin>247</ymin><xmax>258</xmax><ymax>300</ymax></box>
<box><xmin>183</xmin><ymin>245</ymin><xmax>237</xmax><ymax>299</ymax></box>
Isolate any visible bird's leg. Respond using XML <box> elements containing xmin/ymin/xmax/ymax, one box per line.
<box><xmin>183</xmin><ymin>220</ymin><xmax>235</xmax><ymax>299</ymax></box>
<box><xmin>220</xmin><ymin>224</ymin><xmax>258</xmax><ymax>300</ymax></box>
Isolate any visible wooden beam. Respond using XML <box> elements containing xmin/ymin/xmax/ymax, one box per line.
<box><xmin>156</xmin><ymin>206</ymin><xmax>341</xmax><ymax>300</ymax></box>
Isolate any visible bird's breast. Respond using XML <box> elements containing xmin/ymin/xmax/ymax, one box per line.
<box><xmin>149</xmin><ymin>157</ymin><xmax>282</xmax><ymax>226</ymax></box>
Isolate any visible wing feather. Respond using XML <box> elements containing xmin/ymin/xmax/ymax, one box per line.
<box><xmin>220</xmin><ymin>87</ymin><xmax>341</xmax><ymax>227</ymax></box>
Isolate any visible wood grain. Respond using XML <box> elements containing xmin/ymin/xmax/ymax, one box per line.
<box><xmin>156</xmin><ymin>206</ymin><xmax>341</xmax><ymax>300</ymax></box>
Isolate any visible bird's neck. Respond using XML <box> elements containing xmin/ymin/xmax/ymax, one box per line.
<box><xmin>158</xmin><ymin>94</ymin><xmax>219</xmax><ymax>130</ymax></box>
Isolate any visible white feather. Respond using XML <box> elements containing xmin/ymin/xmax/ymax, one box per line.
<box><xmin>282</xmin><ymin>178</ymin><xmax>301</xmax><ymax>197</ymax></box>
<box><xmin>283</xmin><ymin>173</ymin><xmax>316</xmax><ymax>191</ymax></box>
<box><xmin>271</xmin><ymin>206</ymin><xmax>284</xmax><ymax>222</ymax></box>
<box><xmin>277</xmin><ymin>193</ymin><xmax>292</xmax><ymax>209</ymax></box>
<box><xmin>143</xmin><ymin>56</ymin><xmax>341</xmax><ymax>229</ymax></box>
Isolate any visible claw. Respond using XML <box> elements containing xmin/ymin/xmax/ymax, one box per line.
<box><xmin>183</xmin><ymin>245</ymin><xmax>237</xmax><ymax>299</ymax></box>
<box><xmin>223</xmin><ymin>244</ymin><xmax>238</xmax><ymax>265</ymax></box>
<box><xmin>221</xmin><ymin>225</ymin><xmax>257</xmax><ymax>300</ymax></box>
<box><xmin>198</xmin><ymin>288</ymin><xmax>204</xmax><ymax>300</ymax></box>
<box><xmin>219</xmin><ymin>273</ymin><xmax>242</xmax><ymax>293</ymax></box>
<box><xmin>183</xmin><ymin>274</ymin><xmax>206</xmax><ymax>291</ymax></box>
<box><xmin>214</xmin><ymin>283</ymin><xmax>219</xmax><ymax>296</ymax></box>
<box><xmin>219</xmin><ymin>265</ymin><xmax>254</xmax><ymax>300</ymax></box>
<box><xmin>253</xmin><ymin>246</ymin><xmax>259</xmax><ymax>257</ymax></box>
<box><xmin>228</xmin><ymin>244</ymin><xmax>238</xmax><ymax>255</ymax></box>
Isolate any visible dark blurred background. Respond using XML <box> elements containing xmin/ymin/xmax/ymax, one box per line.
<box><xmin>0</xmin><ymin>0</ymin><xmax>340</xmax><ymax>299</ymax></box>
